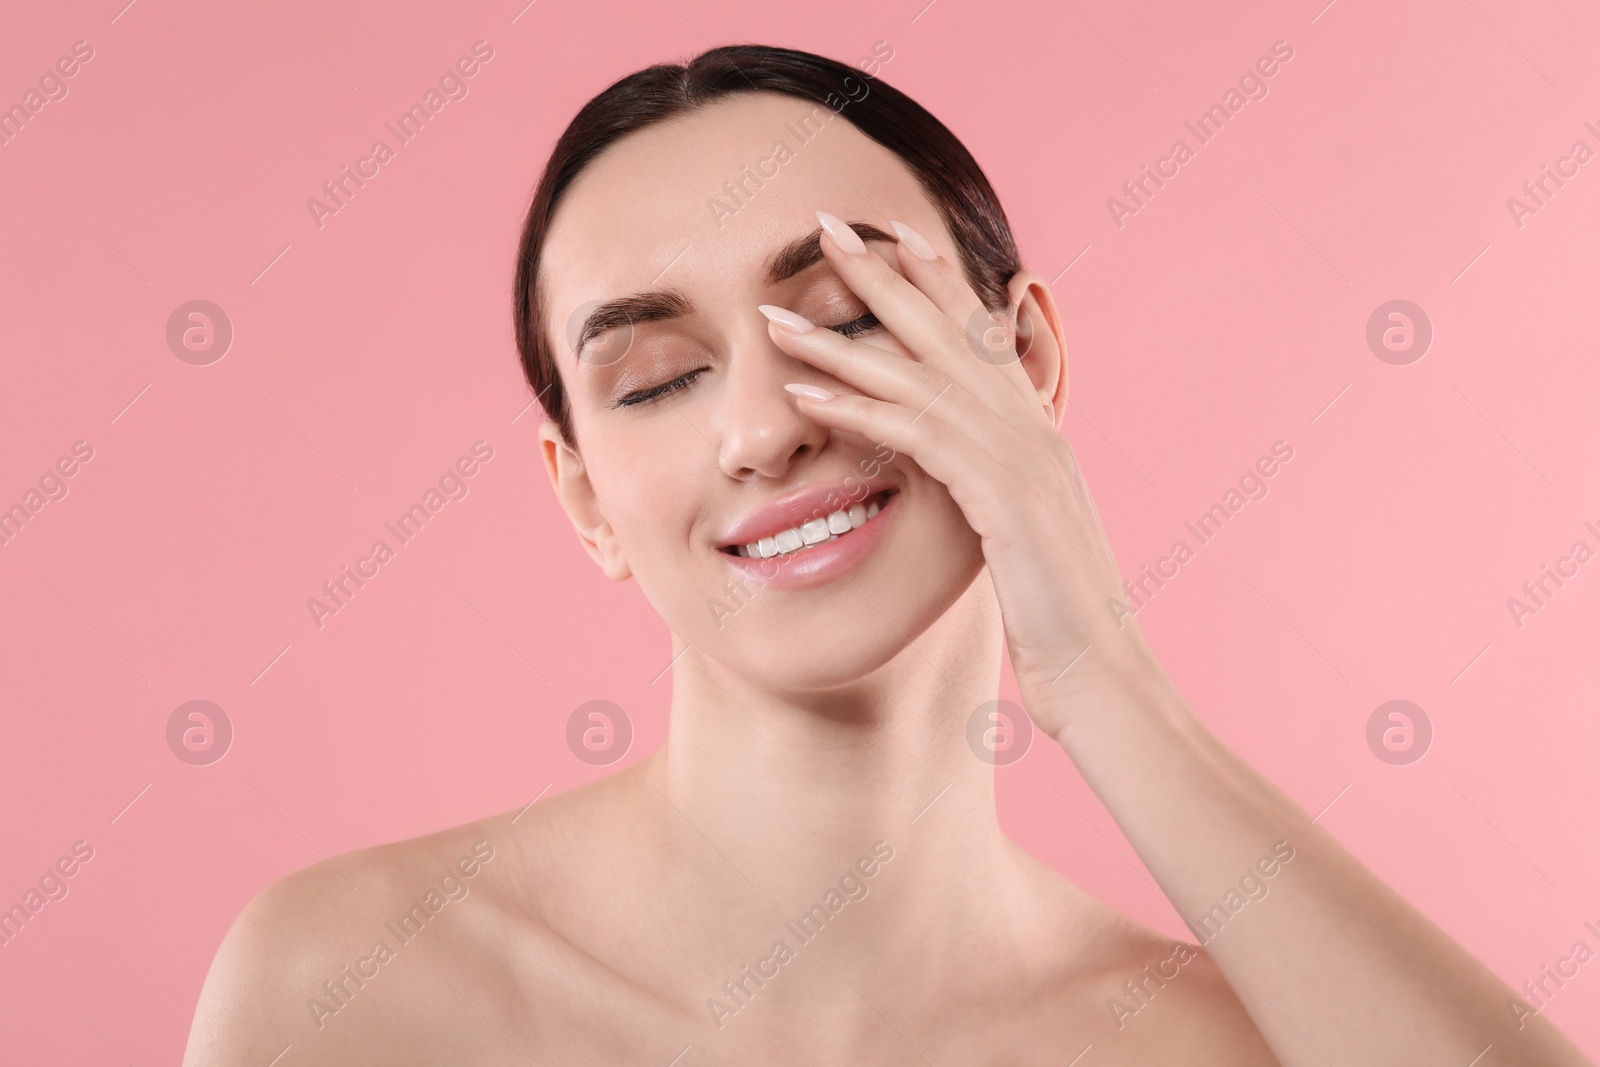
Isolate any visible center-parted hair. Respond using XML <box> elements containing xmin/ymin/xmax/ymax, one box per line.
<box><xmin>513</xmin><ymin>43</ymin><xmax>1021</xmax><ymax>446</ymax></box>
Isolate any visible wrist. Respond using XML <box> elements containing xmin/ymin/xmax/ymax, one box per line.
<box><xmin>1016</xmin><ymin>639</ymin><xmax>1188</xmax><ymax>751</ymax></box>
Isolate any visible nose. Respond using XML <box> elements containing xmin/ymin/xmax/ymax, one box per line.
<box><xmin>711</xmin><ymin>320</ymin><xmax>831</xmax><ymax>480</ymax></box>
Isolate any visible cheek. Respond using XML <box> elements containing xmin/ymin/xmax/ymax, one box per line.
<box><xmin>930</xmin><ymin>490</ymin><xmax>986</xmax><ymax>568</ymax></box>
<box><xmin>604</xmin><ymin>478</ymin><xmax>685</xmax><ymax>561</ymax></box>
<box><xmin>597</xmin><ymin>475</ymin><xmax>706</xmax><ymax>625</ymax></box>
<box><xmin>587</xmin><ymin>430</ymin><xmax>716</xmax><ymax>574</ymax></box>
<box><xmin>903</xmin><ymin>468</ymin><xmax>987</xmax><ymax>578</ymax></box>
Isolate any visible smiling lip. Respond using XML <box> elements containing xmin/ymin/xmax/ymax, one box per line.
<box><xmin>715</xmin><ymin>476</ymin><xmax>898</xmax><ymax>550</ymax></box>
<box><xmin>715</xmin><ymin>476</ymin><xmax>900</xmax><ymax>592</ymax></box>
<box><xmin>721</xmin><ymin>489</ymin><xmax>898</xmax><ymax>590</ymax></box>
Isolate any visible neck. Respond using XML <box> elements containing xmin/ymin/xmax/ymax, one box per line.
<box><xmin>648</xmin><ymin>569</ymin><xmax>1042</xmax><ymax>975</ymax></box>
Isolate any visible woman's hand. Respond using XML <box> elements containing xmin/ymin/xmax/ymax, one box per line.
<box><xmin>759</xmin><ymin>210</ymin><xmax>1165</xmax><ymax>740</ymax></box>
<box><xmin>764</xmin><ymin>212</ymin><xmax>1597</xmax><ymax>1067</ymax></box>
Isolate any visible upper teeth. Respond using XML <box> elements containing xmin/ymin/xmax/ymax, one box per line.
<box><xmin>736</xmin><ymin>498</ymin><xmax>882</xmax><ymax>558</ymax></box>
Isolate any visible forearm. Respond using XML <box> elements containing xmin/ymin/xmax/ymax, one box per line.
<box><xmin>1035</xmin><ymin>675</ymin><xmax>1592</xmax><ymax>1067</ymax></box>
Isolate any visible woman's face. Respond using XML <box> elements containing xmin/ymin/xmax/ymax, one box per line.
<box><xmin>538</xmin><ymin>90</ymin><xmax>989</xmax><ymax>692</ymax></box>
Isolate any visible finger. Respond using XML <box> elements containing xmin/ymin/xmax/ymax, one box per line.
<box><xmin>762</xmin><ymin>310</ymin><xmax>1029</xmax><ymax>461</ymax></box>
<box><xmin>886</xmin><ymin>219</ymin><xmax>986</xmax><ymax>328</ymax></box>
<box><xmin>816</xmin><ymin>211</ymin><xmax>1022</xmax><ymax>412</ymax></box>
<box><xmin>760</xmin><ymin>304</ymin><xmax>951</xmax><ymax>411</ymax></box>
<box><xmin>888</xmin><ymin>218</ymin><xmax>1048</xmax><ymax>411</ymax></box>
<box><xmin>785</xmin><ymin>388</ymin><xmax>1009</xmax><ymax>516</ymax></box>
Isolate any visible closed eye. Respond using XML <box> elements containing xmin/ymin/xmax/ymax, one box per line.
<box><xmin>614</xmin><ymin>312</ymin><xmax>878</xmax><ymax>407</ymax></box>
<box><xmin>615</xmin><ymin>368</ymin><xmax>707</xmax><ymax>408</ymax></box>
<box><xmin>827</xmin><ymin>311</ymin><xmax>881</xmax><ymax>339</ymax></box>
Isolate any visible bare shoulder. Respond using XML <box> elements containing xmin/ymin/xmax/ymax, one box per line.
<box><xmin>1063</xmin><ymin>918</ymin><xmax>1280</xmax><ymax>1065</ymax></box>
<box><xmin>182</xmin><ymin>813</ymin><xmax>519</xmax><ymax>1065</ymax></box>
<box><xmin>182</xmin><ymin>770</ymin><xmax>655</xmax><ymax>1066</ymax></box>
<box><xmin>1006</xmin><ymin>844</ymin><xmax>1278</xmax><ymax>1065</ymax></box>
<box><xmin>1102</xmin><ymin>938</ymin><xmax>1279</xmax><ymax>1064</ymax></box>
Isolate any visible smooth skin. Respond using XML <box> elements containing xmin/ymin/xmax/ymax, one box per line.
<box><xmin>184</xmin><ymin>92</ymin><xmax>1591</xmax><ymax>1065</ymax></box>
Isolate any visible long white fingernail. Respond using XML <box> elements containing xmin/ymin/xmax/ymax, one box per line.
<box><xmin>889</xmin><ymin>220</ymin><xmax>937</xmax><ymax>260</ymax></box>
<box><xmin>784</xmin><ymin>383</ymin><xmax>835</xmax><ymax>401</ymax></box>
<box><xmin>815</xmin><ymin>210</ymin><xmax>868</xmax><ymax>255</ymax></box>
<box><xmin>758</xmin><ymin>304</ymin><xmax>815</xmax><ymax>333</ymax></box>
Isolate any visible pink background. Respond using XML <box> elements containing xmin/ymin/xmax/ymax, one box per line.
<box><xmin>3</xmin><ymin>0</ymin><xmax>1598</xmax><ymax>1059</ymax></box>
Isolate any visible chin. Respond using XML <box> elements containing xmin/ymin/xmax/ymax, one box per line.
<box><xmin>666</xmin><ymin>509</ymin><xmax>987</xmax><ymax>693</ymax></box>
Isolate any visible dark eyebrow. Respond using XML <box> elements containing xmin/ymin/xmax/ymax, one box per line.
<box><xmin>764</xmin><ymin>221</ymin><xmax>898</xmax><ymax>284</ymax></box>
<box><xmin>572</xmin><ymin>221</ymin><xmax>898</xmax><ymax>361</ymax></box>
<box><xmin>573</xmin><ymin>289</ymin><xmax>693</xmax><ymax>362</ymax></box>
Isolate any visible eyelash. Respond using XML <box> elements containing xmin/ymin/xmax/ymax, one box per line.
<box><xmin>831</xmin><ymin>311</ymin><xmax>881</xmax><ymax>338</ymax></box>
<box><xmin>616</xmin><ymin>369</ymin><xmax>706</xmax><ymax>408</ymax></box>
<box><xmin>615</xmin><ymin>313</ymin><xmax>882</xmax><ymax>408</ymax></box>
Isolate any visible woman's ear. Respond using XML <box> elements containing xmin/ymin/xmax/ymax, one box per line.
<box><xmin>537</xmin><ymin>419</ymin><xmax>632</xmax><ymax>581</ymax></box>
<box><xmin>1006</xmin><ymin>269</ymin><xmax>1069</xmax><ymax>429</ymax></box>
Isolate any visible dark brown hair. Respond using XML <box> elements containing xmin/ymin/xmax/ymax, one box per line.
<box><xmin>513</xmin><ymin>43</ymin><xmax>1021</xmax><ymax>446</ymax></box>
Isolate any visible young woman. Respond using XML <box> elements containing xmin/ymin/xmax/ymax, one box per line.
<box><xmin>184</xmin><ymin>45</ymin><xmax>1592</xmax><ymax>1066</ymax></box>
